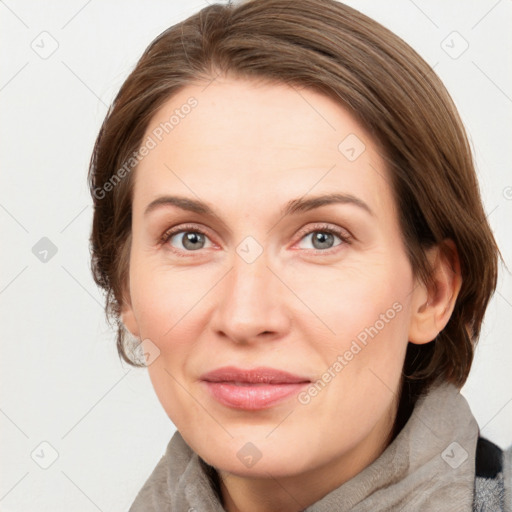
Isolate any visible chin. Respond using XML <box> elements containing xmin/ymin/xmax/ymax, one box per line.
<box><xmin>189</xmin><ymin>431</ymin><xmax>315</xmax><ymax>479</ymax></box>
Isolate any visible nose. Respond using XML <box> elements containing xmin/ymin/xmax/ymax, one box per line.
<box><xmin>210</xmin><ymin>249</ymin><xmax>292</xmax><ymax>345</ymax></box>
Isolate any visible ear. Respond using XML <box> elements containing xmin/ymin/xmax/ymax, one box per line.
<box><xmin>120</xmin><ymin>284</ymin><xmax>140</xmax><ymax>339</ymax></box>
<box><xmin>408</xmin><ymin>239</ymin><xmax>462</xmax><ymax>345</ymax></box>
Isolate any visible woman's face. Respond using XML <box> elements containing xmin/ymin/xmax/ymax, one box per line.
<box><xmin>122</xmin><ymin>76</ymin><xmax>426</xmax><ymax>482</ymax></box>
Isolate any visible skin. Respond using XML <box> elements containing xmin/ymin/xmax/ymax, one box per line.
<box><xmin>121</xmin><ymin>76</ymin><xmax>461</xmax><ymax>512</ymax></box>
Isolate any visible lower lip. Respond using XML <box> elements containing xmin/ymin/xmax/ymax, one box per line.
<box><xmin>203</xmin><ymin>381</ymin><xmax>309</xmax><ymax>410</ymax></box>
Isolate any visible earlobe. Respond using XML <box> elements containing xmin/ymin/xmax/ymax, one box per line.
<box><xmin>408</xmin><ymin>240</ymin><xmax>462</xmax><ymax>345</ymax></box>
<box><xmin>120</xmin><ymin>295</ymin><xmax>140</xmax><ymax>339</ymax></box>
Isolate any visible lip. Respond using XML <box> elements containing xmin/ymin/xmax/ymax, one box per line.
<box><xmin>200</xmin><ymin>366</ymin><xmax>310</xmax><ymax>410</ymax></box>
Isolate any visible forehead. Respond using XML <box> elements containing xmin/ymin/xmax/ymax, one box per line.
<box><xmin>133</xmin><ymin>77</ymin><xmax>395</xmax><ymax>219</ymax></box>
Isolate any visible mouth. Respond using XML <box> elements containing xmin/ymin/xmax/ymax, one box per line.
<box><xmin>200</xmin><ymin>366</ymin><xmax>311</xmax><ymax>410</ymax></box>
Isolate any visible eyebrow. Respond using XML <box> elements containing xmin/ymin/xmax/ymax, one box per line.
<box><xmin>144</xmin><ymin>192</ymin><xmax>374</xmax><ymax>218</ymax></box>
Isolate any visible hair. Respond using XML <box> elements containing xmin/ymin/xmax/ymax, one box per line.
<box><xmin>88</xmin><ymin>0</ymin><xmax>499</xmax><ymax>437</ymax></box>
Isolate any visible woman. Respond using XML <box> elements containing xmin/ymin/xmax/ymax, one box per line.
<box><xmin>88</xmin><ymin>0</ymin><xmax>510</xmax><ymax>510</ymax></box>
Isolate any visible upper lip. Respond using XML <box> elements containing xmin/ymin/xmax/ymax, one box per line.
<box><xmin>200</xmin><ymin>366</ymin><xmax>310</xmax><ymax>384</ymax></box>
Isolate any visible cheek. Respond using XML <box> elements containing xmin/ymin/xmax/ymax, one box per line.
<box><xmin>283</xmin><ymin>254</ymin><xmax>414</xmax><ymax>393</ymax></box>
<box><xmin>287</xmin><ymin>257</ymin><xmax>411</xmax><ymax>340</ymax></box>
<box><xmin>130</xmin><ymin>260</ymin><xmax>215</xmax><ymax>342</ymax></box>
<box><xmin>133</xmin><ymin>264</ymin><xmax>214</xmax><ymax>427</ymax></box>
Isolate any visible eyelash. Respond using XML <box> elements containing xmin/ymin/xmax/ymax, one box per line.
<box><xmin>159</xmin><ymin>223</ymin><xmax>352</xmax><ymax>257</ymax></box>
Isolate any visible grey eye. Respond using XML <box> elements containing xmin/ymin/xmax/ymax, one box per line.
<box><xmin>297</xmin><ymin>231</ymin><xmax>343</xmax><ymax>251</ymax></box>
<box><xmin>172</xmin><ymin>232</ymin><xmax>208</xmax><ymax>251</ymax></box>
<box><xmin>311</xmin><ymin>232</ymin><xmax>336</xmax><ymax>250</ymax></box>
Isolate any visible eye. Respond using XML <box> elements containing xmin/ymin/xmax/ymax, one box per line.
<box><xmin>161</xmin><ymin>224</ymin><xmax>214</xmax><ymax>253</ymax></box>
<box><xmin>295</xmin><ymin>224</ymin><xmax>351</xmax><ymax>252</ymax></box>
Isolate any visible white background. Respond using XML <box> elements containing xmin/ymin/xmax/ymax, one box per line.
<box><xmin>1</xmin><ymin>1</ymin><xmax>511</xmax><ymax>510</ymax></box>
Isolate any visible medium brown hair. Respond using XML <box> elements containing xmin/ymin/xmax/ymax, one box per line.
<box><xmin>88</xmin><ymin>0</ymin><xmax>499</xmax><ymax>424</ymax></box>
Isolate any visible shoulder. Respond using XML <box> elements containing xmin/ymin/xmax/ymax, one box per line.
<box><xmin>473</xmin><ymin>436</ymin><xmax>512</xmax><ymax>512</ymax></box>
